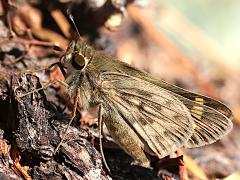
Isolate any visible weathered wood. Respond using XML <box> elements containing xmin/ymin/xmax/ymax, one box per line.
<box><xmin>7</xmin><ymin>74</ymin><xmax>109</xmax><ymax>180</ymax></box>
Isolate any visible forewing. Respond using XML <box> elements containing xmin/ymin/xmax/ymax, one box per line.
<box><xmin>157</xmin><ymin>81</ymin><xmax>233</xmax><ymax>119</ymax></box>
<box><xmin>165</xmin><ymin>91</ymin><xmax>233</xmax><ymax>148</ymax></box>
<box><xmin>100</xmin><ymin>72</ymin><xmax>195</xmax><ymax>158</ymax></box>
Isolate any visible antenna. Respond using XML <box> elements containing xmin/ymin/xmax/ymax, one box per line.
<box><xmin>67</xmin><ymin>9</ymin><xmax>82</xmax><ymax>38</ymax></box>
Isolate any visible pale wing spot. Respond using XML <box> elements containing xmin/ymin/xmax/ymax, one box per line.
<box><xmin>191</xmin><ymin>107</ymin><xmax>204</xmax><ymax>119</ymax></box>
<box><xmin>195</xmin><ymin>97</ymin><xmax>204</xmax><ymax>104</ymax></box>
<box><xmin>130</xmin><ymin>98</ymin><xmax>142</xmax><ymax>106</ymax></box>
<box><xmin>191</xmin><ymin>97</ymin><xmax>204</xmax><ymax>119</ymax></box>
<box><xmin>142</xmin><ymin>105</ymin><xmax>158</xmax><ymax>116</ymax></box>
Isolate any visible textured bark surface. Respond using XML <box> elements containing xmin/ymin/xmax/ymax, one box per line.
<box><xmin>1</xmin><ymin>74</ymin><xmax>108</xmax><ymax>179</ymax></box>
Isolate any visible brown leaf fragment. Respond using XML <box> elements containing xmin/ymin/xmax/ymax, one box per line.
<box><xmin>48</xmin><ymin>5</ymin><xmax>71</xmax><ymax>38</ymax></box>
<box><xmin>156</xmin><ymin>155</ymin><xmax>190</xmax><ymax>180</ymax></box>
<box><xmin>0</xmin><ymin>131</ymin><xmax>19</xmax><ymax>179</ymax></box>
<box><xmin>12</xmin><ymin>157</ymin><xmax>32</xmax><ymax>180</ymax></box>
<box><xmin>0</xmin><ymin>139</ymin><xmax>10</xmax><ymax>155</ymax></box>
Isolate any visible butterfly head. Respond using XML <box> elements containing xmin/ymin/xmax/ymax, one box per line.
<box><xmin>60</xmin><ymin>37</ymin><xmax>94</xmax><ymax>76</ymax></box>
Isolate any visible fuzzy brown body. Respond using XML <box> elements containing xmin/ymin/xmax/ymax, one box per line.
<box><xmin>61</xmin><ymin>38</ymin><xmax>233</xmax><ymax>168</ymax></box>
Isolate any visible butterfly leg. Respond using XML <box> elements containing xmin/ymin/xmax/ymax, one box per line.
<box><xmin>54</xmin><ymin>88</ymin><xmax>80</xmax><ymax>153</ymax></box>
<box><xmin>98</xmin><ymin>104</ymin><xmax>111</xmax><ymax>173</ymax></box>
<box><xmin>19</xmin><ymin>61</ymin><xmax>62</xmax><ymax>75</ymax></box>
<box><xmin>16</xmin><ymin>79</ymin><xmax>69</xmax><ymax>100</ymax></box>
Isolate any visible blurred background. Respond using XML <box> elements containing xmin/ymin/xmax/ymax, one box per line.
<box><xmin>0</xmin><ymin>0</ymin><xmax>239</xmax><ymax>179</ymax></box>
<box><xmin>163</xmin><ymin>0</ymin><xmax>240</xmax><ymax>67</ymax></box>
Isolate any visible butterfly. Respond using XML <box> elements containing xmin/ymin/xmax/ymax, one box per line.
<box><xmin>51</xmin><ymin>37</ymin><xmax>233</xmax><ymax>168</ymax></box>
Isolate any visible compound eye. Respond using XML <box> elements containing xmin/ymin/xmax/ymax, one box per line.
<box><xmin>72</xmin><ymin>54</ymin><xmax>85</xmax><ymax>70</ymax></box>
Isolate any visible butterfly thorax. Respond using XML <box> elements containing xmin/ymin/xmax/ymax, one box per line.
<box><xmin>65</xmin><ymin>69</ymin><xmax>102</xmax><ymax>111</ymax></box>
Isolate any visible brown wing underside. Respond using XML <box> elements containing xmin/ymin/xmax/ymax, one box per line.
<box><xmin>101</xmin><ymin>72</ymin><xmax>233</xmax><ymax>151</ymax></box>
<box><xmin>101</xmin><ymin>72</ymin><xmax>195</xmax><ymax>158</ymax></box>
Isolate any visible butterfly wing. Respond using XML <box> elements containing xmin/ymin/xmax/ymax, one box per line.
<box><xmin>148</xmin><ymin>80</ymin><xmax>233</xmax><ymax>147</ymax></box>
<box><xmin>100</xmin><ymin>72</ymin><xmax>195</xmax><ymax>158</ymax></box>
<box><xmin>165</xmin><ymin>90</ymin><xmax>233</xmax><ymax>148</ymax></box>
<box><xmin>98</xmin><ymin>57</ymin><xmax>232</xmax><ymax>119</ymax></box>
<box><xmin>110</xmin><ymin>62</ymin><xmax>233</xmax><ymax>148</ymax></box>
<box><xmin>157</xmin><ymin>80</ymin><xmax>233</xmax><ymax>119</ymax></box>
